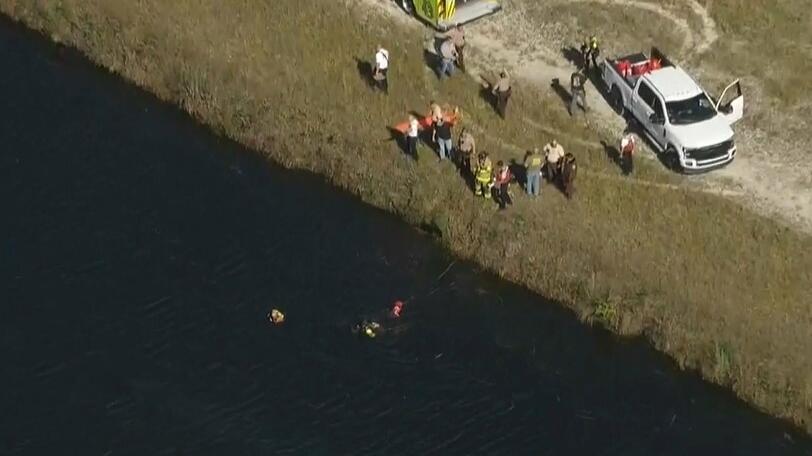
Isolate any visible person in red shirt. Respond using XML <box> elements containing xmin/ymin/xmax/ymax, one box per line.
<box><xmin>620</xmin><ymin>133</ymin><xmax>636</xmax><ymax>176</ymax></box>
<box><xmin>493</xmin><ymin>160</ymin><xmax>513</xmax><ymax>210</ymax></box>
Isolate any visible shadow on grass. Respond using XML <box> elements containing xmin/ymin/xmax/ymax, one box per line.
<box><xmin>354</xmin><ymin>57</ymin><xmax>375</xmax><ymax>89</ymax></box>
<box><xmin>550</xmin><ymin>77</ymin><xmax>572</xmax><ymax>111</ymax></box>
<box><xmin>601</xmin><ymin>139</ymin><xmax>621</xmax><ymax>170</ymax></box>
<box><xmin>562</xmin><ymin>45</ymin><xmax>584</xmax><ymax>69</ymax></box>
<box><xmin>509</xmin><ymin>157</ymin><xmax>527</xmax><ymax>190</ymax></box>
<box><xmin>477</xmin><ymin>76</ymin><xmax>503</xmax><ymax>118</ymax></box>
<box><xmin>386</xmin><ymin>126</ymin><xmax>422</xmax><ymax>162</ymax></box>
<box><xmin>422</xmin><ymin>49</ymin><xmax>441</xmax><ymax>79</ymax></box>
<box><xmin>431</xmin><ymin>36</ymin><xmax>444</xmax><ymax>56</ymax></box>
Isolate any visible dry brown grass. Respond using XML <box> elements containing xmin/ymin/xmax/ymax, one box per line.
<box><xmin>3</xmin><ymin>0</ymin><xmax>812</xmax><ymax>433</ymax></box>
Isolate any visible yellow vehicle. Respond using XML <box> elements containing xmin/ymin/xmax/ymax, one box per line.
<box><xmin>400</xmin><ymin>0</ymin><xmax>502</xmax><ymax>31</ymax></box>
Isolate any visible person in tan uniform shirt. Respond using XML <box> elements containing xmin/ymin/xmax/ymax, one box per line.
<box><xmin>457</xmin><ymin>128</ymin><xmax>476</xmax><ymax>175</ymax></box>
<box><xmin>491</xmin><ymin>70</ymin><xmax>511</xmax><ymax>119</ymax></box>
<box><xmin>442</xmin><ymin>25</ymin><xmax>466</xmax><ymax>71</ymax></box>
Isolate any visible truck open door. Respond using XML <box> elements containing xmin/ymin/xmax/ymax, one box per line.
<box><xmin>716</xmin><ymin>79</ymin><xmax>744</xmax><ymax>125</ymax></box>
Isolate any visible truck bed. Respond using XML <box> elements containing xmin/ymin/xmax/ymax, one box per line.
<box><xmin>604</xmin><ymin>47</ymin><xmax>673</xmax><ymax>89</ymax></box>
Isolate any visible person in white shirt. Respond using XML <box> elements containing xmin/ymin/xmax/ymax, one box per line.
<box><xmin>405</xmin><ymin>115</ymin><xmax>420</xmax><ymax>159</ymax></box>
<box><xmin>543</xmin><ymin>139</ymin><xmax>565</xmax><ymax>182</ymax></box>
<box><xmin>373</xmin><ymin>46</ymin><xmax>390</xmax><ymax>94</ymax></box>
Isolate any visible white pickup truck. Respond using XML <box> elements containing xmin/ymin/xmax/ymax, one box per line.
<box><xmin>601</xmin><ymin>48</ymin><xmax>744</xmax><ymax>172</ymax></box>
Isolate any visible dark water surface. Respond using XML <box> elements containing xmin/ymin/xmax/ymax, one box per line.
<box><xmin>1</xmin><ymin>18</ymin><xmax>811</xmax><ymax>456</ymax></box>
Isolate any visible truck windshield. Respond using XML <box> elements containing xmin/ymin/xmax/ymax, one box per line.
<box><xmin>665</xmin><ymin>94</ymin><xmax>716</xmax><ymax>125</ymax></box>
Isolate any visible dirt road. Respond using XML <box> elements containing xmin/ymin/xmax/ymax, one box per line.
<box><xmin>364</xmin><ymin>0</ymin><xmax>812</xmax><ymax>234</ymax></box>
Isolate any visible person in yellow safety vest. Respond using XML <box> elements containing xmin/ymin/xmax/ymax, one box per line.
<box><xmin>524</xmin><ymin>147</ymin><xmax>543</xmax><ymax>197</ymax></box>
<box><xmin>580</xmin><ymin>35</ymin><xmax>600</xmax><ymax>72</ymax></box>
<box><xmin>474</xmin><ymin>152</ymin><xmax>494</xmax><ymax>198</ymax></box>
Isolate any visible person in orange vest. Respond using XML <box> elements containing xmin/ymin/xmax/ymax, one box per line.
<box><xmin>620</xmin><ymin>132</ymin><xmax>636</xmax><ymax>176</ymax></box>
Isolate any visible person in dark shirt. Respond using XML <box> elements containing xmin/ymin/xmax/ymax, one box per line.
<box><xmin>432</xmin><ymin>117</ymin><xmax>454</xmax><ymax>162</ymax></box>
<box><xmin>560</xmin><ymin>153</ymin><xmax>578</xmax><ymax>199</ymax></box>
<box><xmin>569</xmin><ymin>69</ymin><xmax>588</xmax><ymax>115</ymax></box>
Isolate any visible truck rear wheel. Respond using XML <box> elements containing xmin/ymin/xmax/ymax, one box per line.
<box><xmin>610</xmin><ymin>86</ymin><xmax>625</xmax><ymax>117</ymax></box>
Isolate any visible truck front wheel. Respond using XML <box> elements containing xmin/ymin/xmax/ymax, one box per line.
<box><xmin>610</xmin><ymin>86</ymin><xmax>625</xmax><ymax>117</ymax></box>
<box><xmin>665</xmin><ymin>145</ymin><xmax>683</xmax><ymax>173</ymax></box>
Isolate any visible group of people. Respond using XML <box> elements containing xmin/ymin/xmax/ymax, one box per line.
<box><xmin>353</xmin><ymin>300</ymin><xmax>405</xmax><ymax>338</ymax></box>
<box><xmin>374</xmin><ymin>25</ymin><xmax>513</xmax><ymax>119</ymax></box>
<box><xmin>580</xmin><ymin>35</ymin><xmax>600</xmax><ymax>73</ymax></box>
<box><xmin>526</xmin><ymin>141</ymin><xmax>578</xmax><ymax>200</ymax></box>
<box><xmin>269</xmin><ymin>300</ymin><xmax>406</xmax><ymax>340</ymax></box>
<box><xmin>376</xmin><ymin>27</ymin><xmax>638</xmax><ymax>211</ymax></box>
<box><xmin>406</xmin><ymin>101</ymin><xmax>577</xmax><ymax>209</ymax></box>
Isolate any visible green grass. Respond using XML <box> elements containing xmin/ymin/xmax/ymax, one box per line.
<box><xmin>4</xmin><ymin>0</ymin><xmax>812</xmax><ymax>433</ymax></box>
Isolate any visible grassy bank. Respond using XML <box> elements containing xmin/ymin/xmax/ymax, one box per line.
<box><xmin>5</xmin><ymin>0</ymin><xmax>812</xmax><ymax>432</ymax></box>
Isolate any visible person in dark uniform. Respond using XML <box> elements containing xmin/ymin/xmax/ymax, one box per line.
<box><xmin>569</xmin><ymin>69</ymin><xmax>588</xmax><ymax>116</ymax></box>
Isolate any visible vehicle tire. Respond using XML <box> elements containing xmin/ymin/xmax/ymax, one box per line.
<box><xmin>610</xmin><ymin>86</ymin><xmax>625</xmax><ymax>117</ymax></box>
<box><xmin>665</xmin><ymin>145</ymin><xmax>683</xmax><ymax>173</ymax></box>
<box><xmin>400</xmin><ymin>0</ymin><xmax>414</xmax><ymax>13</ymax></box>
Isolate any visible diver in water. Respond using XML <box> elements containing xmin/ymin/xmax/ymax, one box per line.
<box><xmin>267</xmin><ymin>309</ymin><xmax>285</xmax><ymax>325</ymax></box>
<box><xmin>391</xmin><ymin>300</ymin><xmax>404</xmax><ymax>318</ymax></box>
<box><xmin>353</xmin><ymin>320</ymin><xmax>382</xmax><ymax>338</ymax></box>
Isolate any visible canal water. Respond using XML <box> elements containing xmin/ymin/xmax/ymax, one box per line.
<box><xmin>1</xmin><ymin>16</ymin><xmax>810</xmax><ymax>456</ymax></box>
